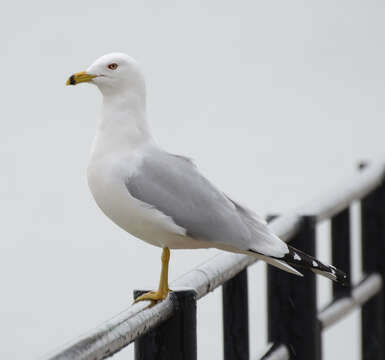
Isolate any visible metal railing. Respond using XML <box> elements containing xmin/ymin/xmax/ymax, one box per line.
<box><xmin>43</xmin><ymin>161</ymin><xmax>385</xmax><ymax>360</ymax></box>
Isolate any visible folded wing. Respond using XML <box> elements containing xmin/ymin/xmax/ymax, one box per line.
<box><xmin>126</xmin><ymin>148</ymin><xmax>288</xmax><ymax>258</ymax></box>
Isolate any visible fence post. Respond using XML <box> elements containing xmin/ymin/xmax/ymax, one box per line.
<box><xmin>134</xmin><ymin>289</ymin><xmax>197</xmax><ymax>360</ymax></box>
<box><xmin>361</xmin><ymin>181</ymin><xmax>385</xmax><ymax>360</ymax></box>
<box><xmin>267</xmin><ymin>215</ymin><xmax>321</xmax><ymax>360</ymax></box>
<box><xmin>331</xmin><ymin>208</ymin><xmax>351</xmax><ymax>299</ymax></box>
<box><xmin>222</xmin><ymin>268</ymin><xmax>249</xmax><ymax>360</ymax></box>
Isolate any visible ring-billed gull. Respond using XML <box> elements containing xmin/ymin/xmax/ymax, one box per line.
<box><xmin>66</xmin><ymin>53</ymin><xmax>347</xmax><ymax>303</ymax></box>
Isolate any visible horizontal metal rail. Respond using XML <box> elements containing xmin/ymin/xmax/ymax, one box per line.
<box><xmin>42</xmin><ymin>161</ymin><xmax>385</xmax><ymax>360</ymax></box>
<box><xmin>319</xmin><ymin>273</ymin><xmax>383</xmax><ymax>329</ymax></box>
<box><xmin>260</xmin><ymin>274</ymin><xmax>384</xmax><ymax>360</ymax></box>
<box><xmin>297</xmin><ymin>160</ymin><xmax>385</xmax><ymax>222</ymax></box>
<box><xmin>42</xmin><ymin>215</ymin><xmax>301</xmax><ymax>360</ymax></box>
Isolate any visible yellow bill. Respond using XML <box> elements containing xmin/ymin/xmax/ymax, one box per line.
<box><xmin>66</xmin><ymin>71</ymin><xmax>97</xmax><ymax>86</ymax></box>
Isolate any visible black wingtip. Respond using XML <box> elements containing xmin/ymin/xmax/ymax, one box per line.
<box><xmin>334</xmin><ymin>268</ymin><xmax>350</xmax><ymax>287</ymax></box>
<box><xmin>250</xmin><ymin>245</ymin><xmax>350</xmax><ymax>285</ymax></box>
<box><xmin>281</xmin><ymin>245</ymin><xmax>350</xmax><ymax>285</ymax></box>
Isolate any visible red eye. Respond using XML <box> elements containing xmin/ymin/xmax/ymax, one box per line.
<box><xmin>107</xmin><ymin>63</ymin><xmax>118</xmax><ymax>70</ymax></box>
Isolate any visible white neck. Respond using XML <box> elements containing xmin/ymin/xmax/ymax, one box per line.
<box><xmin>91</xmin><ymin>89</ymin><xmax>154</xmax><ymax>159</ymax></box>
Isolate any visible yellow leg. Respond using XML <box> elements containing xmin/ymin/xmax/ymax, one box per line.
<box><xmin>134</xmin><ymin>248</ymin><xmax>171</xmax><ymax>303</ymax></box>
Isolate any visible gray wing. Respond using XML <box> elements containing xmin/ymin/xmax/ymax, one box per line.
<box><xmin>126</xmin><ymin>148</ymin><xmax>288</xmax><ymax>257</ymax></box>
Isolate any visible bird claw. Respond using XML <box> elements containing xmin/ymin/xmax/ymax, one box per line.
<box><xmin>133</xmin><ymin>289</ymin><xmax>170</xmax><ymax>304</ymax></box>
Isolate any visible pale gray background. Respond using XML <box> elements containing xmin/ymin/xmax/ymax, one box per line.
<box><xmin>1</xmin><ymin>1</ymin><xmax>384</xmax><ymax>359</ymax></box>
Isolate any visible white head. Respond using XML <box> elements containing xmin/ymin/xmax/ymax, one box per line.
<box><xmin>66</xmin><ymin>53</ymin><xmax>146</xmax><ymax>98</ymax></box>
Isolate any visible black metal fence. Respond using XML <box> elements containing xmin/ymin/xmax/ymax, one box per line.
<box><xmin>44</xmin><ymin>162</ymin><xmax>385</xmax><ymax>360</ymax></box>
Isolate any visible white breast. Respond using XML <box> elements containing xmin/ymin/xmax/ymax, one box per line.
<box><xmin>87</xmin><ymin>145</ymin><xmax>187</xmax><ymax>248</ymax></box>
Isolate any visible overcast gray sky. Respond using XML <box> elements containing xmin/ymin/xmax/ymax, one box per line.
<box><xmin>1</xmin><ymin>1</ymin><xmax>385</xmax><ymax>359</ymax></box>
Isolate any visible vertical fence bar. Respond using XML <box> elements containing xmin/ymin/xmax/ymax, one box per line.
<box><xmin>361</xmin><ymin>181</ymin><xmax>385</xmax><ymax>360</ymax></box>
<box><xmin>267</xmin><ymin>215</ymin><xmax>321</xmax><ymax>360</ymax></box>
<box><xmin>331</xmin><ymin>208</ymin><xmax>351</xmax><ymax>299</ymax></box>
<box><xmin>134</xmin><ymin>290</ymin><xmax>197</xmax><ymax>360</ymax></box>
<box><xmin>222</xmin><ymin>268</ymin><xmax>249</xmax><ymax>360</ymax></box>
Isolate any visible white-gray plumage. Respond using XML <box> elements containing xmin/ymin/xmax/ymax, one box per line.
<box><xmin>69</xmin><ymin>52</ymin><xmax>347</xmax><ymax>285</ymax></box>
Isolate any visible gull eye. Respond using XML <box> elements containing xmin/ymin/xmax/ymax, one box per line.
<box><xmin>107</xmin><ymin>63</ymin><xmax>118</xmax><ymax>70</ymax></box>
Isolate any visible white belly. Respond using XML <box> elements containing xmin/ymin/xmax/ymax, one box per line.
<box><xmin>87</xmin><ymin>156</ymin><xmax>188</xmax><ymax>248</ymax></box>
